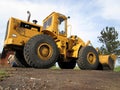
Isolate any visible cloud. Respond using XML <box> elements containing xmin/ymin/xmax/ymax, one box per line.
<box><xmin>96</xmin><ymin>0</ymin><xmax>120</xmax><ymax>20</ymax></box>
<box><xmin>0</xmin><ymin>0</ymin><xmax>120</xmax><ymax>52</ymax></box>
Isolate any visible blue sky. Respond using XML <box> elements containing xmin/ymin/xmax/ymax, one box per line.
<box><xmin>0</xmin><ymin>0</ymin><xmax>120</xmax><ymax>52</ymax></box>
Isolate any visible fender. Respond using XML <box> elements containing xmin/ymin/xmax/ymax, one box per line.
<box><xmin>72</xmin><ymin>43</ymin><xmax>84</xmax><ymax>58</ymax></box>
<box><xmin>42</xmin><ymin>30</ymin><xmax>57</xmax><ymax>39</ymax></box>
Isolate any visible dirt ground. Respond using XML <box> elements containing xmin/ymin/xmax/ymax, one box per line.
<box><xmin>0</xmin><ymin>67</ymin><xmax>120</xmax><ymax>90</ymax></box>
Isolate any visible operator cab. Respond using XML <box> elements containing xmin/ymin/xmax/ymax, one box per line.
<box><xmin>43</xmin><ymin>12</ymin><xmax>67</xmax><ymax>37</ymax></box>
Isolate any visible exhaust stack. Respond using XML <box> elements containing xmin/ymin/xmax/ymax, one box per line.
<box><xmin>27</xmin><ymin>11</ymin><xmax>31</xmax><ymax>22</ymax></box>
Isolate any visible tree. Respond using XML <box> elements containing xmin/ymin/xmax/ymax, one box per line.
<box><xmin>98</xmin><ymin>27</ymin><xmax>120</xmax><ymax>55</ymax></box>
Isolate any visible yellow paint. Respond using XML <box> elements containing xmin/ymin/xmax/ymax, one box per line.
<box><xmin>4</xmin><ymin>12</ymin><xmax>116</xmax><ymax>66</ymax></box>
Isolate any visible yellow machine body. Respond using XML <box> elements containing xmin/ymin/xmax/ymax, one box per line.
<box><xmin>99</xmin><ymin>54</ymin><xmax>117</xmax><ymax>69</ymax></box>
<box><xmin>42</xmin><ymin>12</ymin><xmax>85</xmax><ymax>59</ymax></box>
<box><xmin>4</xmin><ymin>17</ymin><xmax>42</xmax><ymax>46</ymax></box>
<box><xmin>4</xmin><ymin>12</ymin><xmax>85</xmax><ymax>60</ymax></box>
<box><xmin>1</xmin><ymin>12</ymin><xmax>116</xmax><ymax>69</ymax></box>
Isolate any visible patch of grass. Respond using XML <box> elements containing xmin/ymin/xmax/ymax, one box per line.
<box><xmin>114</xmin><ymin>66</ymin><xmax>120</xmax><ymax>72</ymax></box>
<box><xmin>50</xmin><ymin>66</ymin><xmax>61</xmax><ymax>70</ymax></box>
<box><xmin>0</xmin><ymin>70</ymin><xmax>8</xmax><ymax>81</ymax></box>
<box><xmin>50</xmin><ymin>66</ymin><xmax>80</xmax><ymax>70</ymax></box>
<box><xmin>74</xmin><ymin>66</ymin><xmax>80</xmax><ymax>70</ymax></box>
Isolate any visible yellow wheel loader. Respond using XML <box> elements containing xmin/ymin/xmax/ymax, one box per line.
<box><xmin>0</xmin><ymin>11</ymin><xmax>116</xmax><ymax>70</ymax></box>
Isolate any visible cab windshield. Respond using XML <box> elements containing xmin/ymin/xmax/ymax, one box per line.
<box><xmin>43</xmin><ymin>17</ymin><xmax>52</xmax><ymax>29</ymax></box>
<box><xmin>58</xmin><ymin>17</ymin><xmax>65</xmax><ymax>34</ymax></box>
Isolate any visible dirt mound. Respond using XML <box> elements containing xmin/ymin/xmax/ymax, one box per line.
<box><xmin>0</xmin><ymin>67</ymin><xmax>120</xmax><ymax>90</ymax></box>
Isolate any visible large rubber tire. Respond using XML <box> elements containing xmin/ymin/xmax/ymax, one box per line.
<box><xmin>77</xmin><ymin>46</ymin><xmax>99</xmax><ymax>70</ymax></box>
<box><xmin>97</xmin><ymin>63</ymin><xmax>103</xmax><ymax>70</ymax></box>
<box><xmin>14</xmin><ymin>51</ymin><xmax>30</xmax><ymax>67</ymax></box>
<box><xmin>24</xmin><ymin>34</ymin><xmax>59</xmax><ymax>68</ymax></box>
<box><xmin>58</xmin><ymin>59</ymin><xmax>76</xmax><ymax>69</ymax></box>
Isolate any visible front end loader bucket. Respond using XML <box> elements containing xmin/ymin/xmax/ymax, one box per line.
<box><xmin>99</xmin><ymin>54</ymin><xmax>116</xmax><ymax>70</ymax></box>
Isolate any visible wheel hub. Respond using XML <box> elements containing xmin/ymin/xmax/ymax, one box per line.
<box><xmin>40</xmin><ymin>46</ymin><xmax>49</xmax><ymax>57</ymax></box>
<box><xmin>37</xmin><ymin>43</ymin><xmax>53</xmax><ymax>60</ymax></box>
<box><xmin>87</xmin><ymin>52</ymin><xmax>96</xmax><ymax>64</ymax></box>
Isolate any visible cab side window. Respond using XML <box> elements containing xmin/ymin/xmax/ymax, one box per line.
<box><xmin>58</xmin><ymin>17</ymin><xmax>65</xmax><ymax>34</ymax></box>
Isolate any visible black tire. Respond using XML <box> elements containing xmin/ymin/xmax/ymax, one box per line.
<box><xmin>14</xmin><ymin>51</ymin><xmax>30</xmax><ymax>67</ymax></box>
<box><xmin>77</xmin><ymin>46</ymin><xmax>99</xmax><ymax>70</ymax></box>
<box><xmin>24</xmin><ymin>34</ymin><xmax>59</xmax><ymax>68</ymax></box>
<box><xmin>58</xmin><ymin>59</ymin><xmax>76</xmax><ymax>69</ymax></box>
<box><xmin>97</xmin><ymin>63</ymin><xmax>103</xmax><ymax>70</ymax></box>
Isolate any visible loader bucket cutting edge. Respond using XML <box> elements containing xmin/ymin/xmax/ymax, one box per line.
<box><xmin>99</xmin><ymin>55</ymin><xmax>116</xmax><ymax>70</ymax></box>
